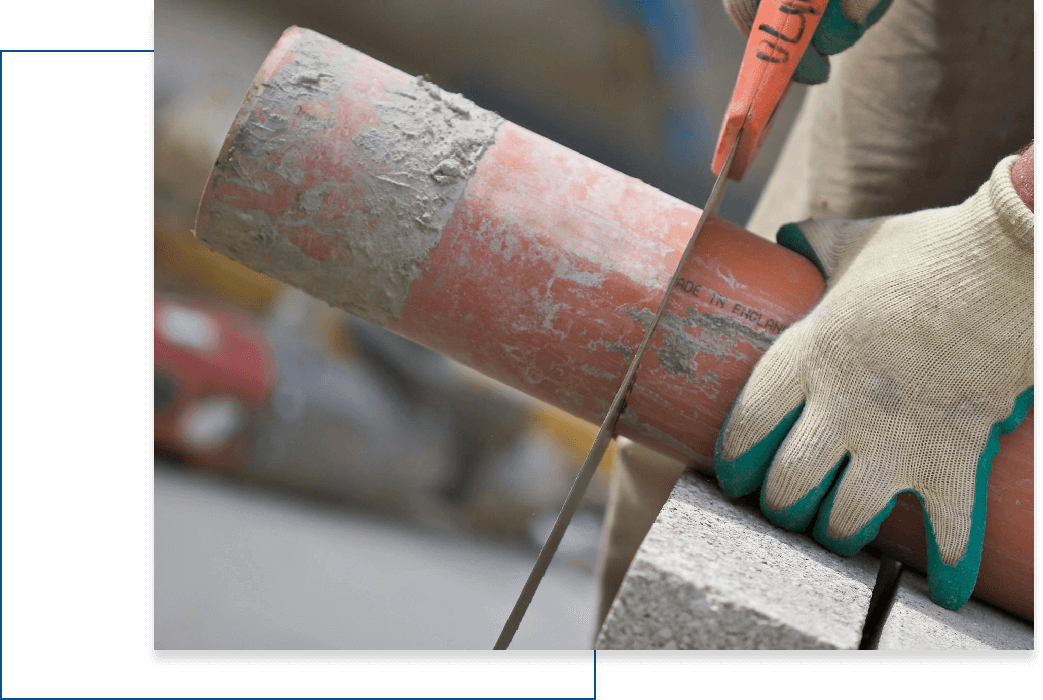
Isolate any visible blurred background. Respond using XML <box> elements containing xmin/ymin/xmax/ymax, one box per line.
<box><xmin>154</xmin><ymin>0</ymin><xmax>805</xmax><ymax>650</ymax></box>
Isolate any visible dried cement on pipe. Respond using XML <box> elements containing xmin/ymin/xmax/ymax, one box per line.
<box><xmin>199</xmin><ymin>29</ymin><xmax>504</xmax><ymax>323</ymax></box>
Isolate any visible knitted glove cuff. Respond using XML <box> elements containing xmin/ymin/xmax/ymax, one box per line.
<box><xmin>990</xmin><ymin>155</ymin><xmax>1034</xmax><ymax>251</ymax></box>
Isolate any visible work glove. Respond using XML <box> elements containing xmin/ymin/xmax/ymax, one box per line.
<box><xmin>722</xmin><ymin>0</ymin><xmax>891</xmax><ymax>84</ymax></box>
<box><xmin>714</xmin><ymin>156</ymin><xmax>1033</xmax><ymax>610</ymax></box>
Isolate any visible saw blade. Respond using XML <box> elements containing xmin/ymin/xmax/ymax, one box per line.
<box><xmin>493</xmin><ymin>130</ymin><xmax>742</xmax><ymax>650</ymax></box>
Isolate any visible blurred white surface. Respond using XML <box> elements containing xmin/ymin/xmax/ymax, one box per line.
<box><xmin>154</xmin><ymin>463</ymin><xmax>598</xmax><ymax>649</ymax></box>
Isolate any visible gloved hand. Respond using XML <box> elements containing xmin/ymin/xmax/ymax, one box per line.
<box><xmin>722</xmin><ymin>0</ymin><xmax>891</xmax><ymax>83</ymax></box>
<box><xmin>714</xmin><ymin>156</ymin><xmax>1033</xmax><ymax>610</ymax></box>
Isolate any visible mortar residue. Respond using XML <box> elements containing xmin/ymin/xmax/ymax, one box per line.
<box><xmin>623</xmin><ymin>306</ymin><xmax>774</xmax><ymax>384</ymax></box>
<box><xmin>198</xmin><ymin>29</ymin><xmax>504</xmax><ymax>324</ymax></box>
<box><xmin>343</xmin><ymin>73</ymin><xmax>503</xmax><ymax>322</ymax></box>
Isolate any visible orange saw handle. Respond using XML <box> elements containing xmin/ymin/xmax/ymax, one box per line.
<box><xmin>712</xmin><ymin>0</ymin><xmax>828</xmax><ymax>180</ymax></box>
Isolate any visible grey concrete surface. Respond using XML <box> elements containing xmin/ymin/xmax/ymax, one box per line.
<box><xmin>879</xmin><ymin>568</ymin><xmax>1033</xmax><ymax>650</ymax></box>
<box><xmin>595</xmin><ymin>472</ymin><xmax>877</xmax><ymax>649</ymax></box>
<box><xmin>154</xmin><ymin>463</ymin><xmax>597</xmax><ymax>649</ymax></box>
<box><xmin>595</xmin><ymin>471</ymin><xmax>1034</xmax><ymax>651</ymax></box>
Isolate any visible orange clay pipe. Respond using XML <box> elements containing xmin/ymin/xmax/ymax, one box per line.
<box><xmin>194</xmin><ymin>27</ymin><xmax>1032</xmax><ymax>620</ymax></box>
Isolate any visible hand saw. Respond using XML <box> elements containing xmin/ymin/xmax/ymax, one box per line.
<box><xmin>494</xmin><ymin>0</ymin><xmax>828</xmax><ymax>650</ymax></box>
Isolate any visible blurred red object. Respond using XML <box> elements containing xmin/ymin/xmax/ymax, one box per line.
<box><xmin>154</xmin><ymin>295</ymin><xmax>276</xmax><ymax>469</ymax></box>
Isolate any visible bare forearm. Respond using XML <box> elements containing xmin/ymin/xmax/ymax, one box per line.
<box><xmin>1010</xmin><ymin>142</ymin><xmax>1033</xmax><ymax>212</ymax></box>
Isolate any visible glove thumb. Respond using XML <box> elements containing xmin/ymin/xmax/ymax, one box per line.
<box><xmin>815</xmin><ymin>0</ymin><xmax>893</xmax><ymax>55</ymax></box>
<box><xmin>776</xmin><ymin>217</ymin><xmax>884</xmax><ymax>282</ymax></box>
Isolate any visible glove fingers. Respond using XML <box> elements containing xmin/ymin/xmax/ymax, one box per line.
<box><xmin>791</xmin><ymin>428</ymin><xmax>997</xmax><ymax>560</ymax></box>
<box><xmin>919</xmin><ymin>493</ymin><xmax>982</xmax><ymax>611</ymax></box>
<box><xmin>792</xmin><ymin>46</ymin><xmax>830</xmax><ymax>85</ymax></box>
<box><xmin>812</xmin><ymin>453</ymin><xmax>901</xmax><ymax>556</ymax></box>
<box><xmin>918</xmin><ymin>387</ymin><xmax>1033</xmax><ymax>610</ymax></box>
<box><xmin>809</xmin><ymin>387</ymin><xmax>1034</xmax><ymax>609</ymax></box>
<box><xmin>715</xmin><ymin>339</ymin><xmax>806</xmax><ymax>497</ymax></box>
<box><xmin>760</xmin><ymin>409</ymin><xmax>847</xmax><ymax>531</ymax></box>
<box><xmin>813</xmin><ymin>0</ymin><xmax>892</xmax><ymax>55</ymax></box>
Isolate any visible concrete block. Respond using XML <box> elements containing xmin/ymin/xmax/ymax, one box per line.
<box><xmin>595</xmin><ymin>472</ymin><xmax>877</xmax><ymax>649</ymax></box>
<box><xmin>878</xmin><ymin>569</ymin><xmax>1033</xmax><ymax>650</ymax></box>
